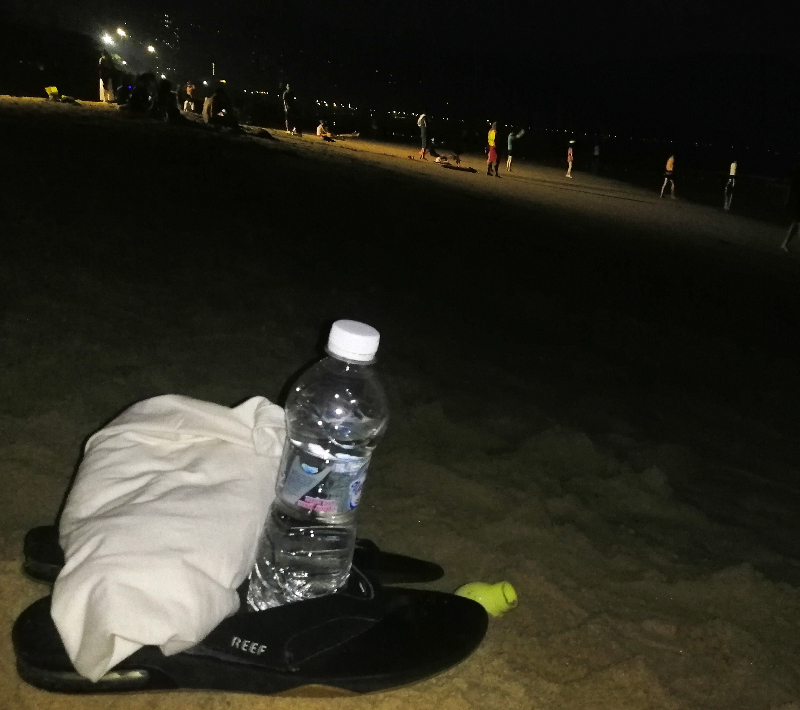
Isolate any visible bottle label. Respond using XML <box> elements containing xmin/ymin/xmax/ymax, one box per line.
<box><xmin>278</xmin><ymin>442</ymin><xmax>370</xmax><ymax>515</ymax></box>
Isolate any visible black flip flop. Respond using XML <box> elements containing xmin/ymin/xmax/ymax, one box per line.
<box><xmin>23</xmin><ymin>525</ymin><xmax>444</xmax><ymax>586</ymax></box>
<box><xmin>14</xmin><ymin>567</ymin><xmax>488</xmax><ymax>696</ymax></box>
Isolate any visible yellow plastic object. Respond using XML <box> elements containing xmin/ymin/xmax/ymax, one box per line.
<box><xmin>45</xmin><ymin>86</ymin><xmax>59</xmax><ymax>97</ymax></box>
<box><xmin>454</xmin><ymin>582</ymin><xmax>518</xmax><ymax>617</ymax></box>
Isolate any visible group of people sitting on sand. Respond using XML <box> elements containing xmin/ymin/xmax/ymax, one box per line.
<box><xmin>98</xmin><ymin>51</ymin><xmax>237</xmax><ymax>128</ymax></box>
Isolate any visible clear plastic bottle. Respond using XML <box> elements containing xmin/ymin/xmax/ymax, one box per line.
<box><xmin>247</xmin><ymin>320</ymin><xmax>389</xmax><ymax>610</ymax></box>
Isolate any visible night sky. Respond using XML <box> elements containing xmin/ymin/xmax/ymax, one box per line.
<box><xmin>3</xmin><ymin>0</ymin><xmax>798</xmax><ymax>147</ymax></box>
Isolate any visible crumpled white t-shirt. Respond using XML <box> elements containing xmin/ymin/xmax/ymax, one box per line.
<box><xmin>50</xmin><ymin>394</ymin><xmax>285</xmax><ymax>682</ymax></box>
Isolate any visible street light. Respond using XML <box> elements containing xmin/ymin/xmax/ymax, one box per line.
<box><xmin>116</xmin><ymin>28</ymin><xmax>126</xmax><ymax>37</ymax></box>
<box><xmin>101</xmin><ymin>33</ymin><xmax>114</xmax><ymax>45</ymax></box>
<box><xmin>147</xmin><ymin>45</ymin><xmax>156</xmax><ymax>53</ymax></box>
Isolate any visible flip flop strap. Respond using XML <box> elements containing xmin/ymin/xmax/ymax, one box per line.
<box><xmin>190</xmin><ymin>568</ymin><xmax>385</xmax><ymax>672</ymax></box>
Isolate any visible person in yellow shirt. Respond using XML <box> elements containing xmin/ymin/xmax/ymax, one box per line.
<box><xmin>487</xmin><ymin>122</ymin><xmax>499</xmax><ymax>176</ymax></box>
<box><xmin>660</xmin><ymin>155</ymin><xmax>676</xmax><ymax>198</ymax></box>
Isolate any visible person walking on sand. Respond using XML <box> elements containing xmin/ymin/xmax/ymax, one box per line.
<box><xmin>566</xmin><ymin>141</ymin><xmax>575</xmax><ymax>178</ymax></box>
<box><xmin>780</xmin><ymin>164</ymin><xmax>800</xmax><ymax>252</ymax></box>
<box><xmin>417</xmin><ymin>114</ymin><xmax>428</xmax><ymax>160</ymax></box>
<box><xmin>724</xmin><ymin>160</ymin><xmax>737</xmax><ymax>211</ymax></box>
<box><xmin>660</xmin><ymin>155</ymin><xmax>676</xmax><ymax>198</ymax></box>
<box><xmin>487</xmin><ymin>122</ymin><xmax>500</xmax><ymax>176</ymax></box>
<box><xmin>506</xmin><ymin>128</ymin><xmax>525</xmax><ymax>172</ymax></box>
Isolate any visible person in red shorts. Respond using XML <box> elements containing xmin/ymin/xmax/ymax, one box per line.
<box><xmin>487</xmin><ymin>122</ymin><xmax>499</xmax><ymax>176</ymax></box>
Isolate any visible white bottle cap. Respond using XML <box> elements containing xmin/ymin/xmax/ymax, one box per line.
<box><xmin>326</xmin><ymin>320</ymin><xmax>380</xmax><ymax>362</ymax></box>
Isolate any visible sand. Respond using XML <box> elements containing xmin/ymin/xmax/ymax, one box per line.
<box><xmin>1</xmin><ymin>96</ymin><xmax>799</xmax><ymax>710</ymax></box>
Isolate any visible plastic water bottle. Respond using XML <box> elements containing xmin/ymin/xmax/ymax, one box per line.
<box><xmin>247</xmin><ymin>320</ymin><xmax>389</xmax><ymax>610</ymax></box>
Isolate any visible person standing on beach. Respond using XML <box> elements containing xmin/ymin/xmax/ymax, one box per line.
<box><xmin>417</xmin><ymin>114</ymin><xmax>428</xmax><ymax>160</ymax></box>
<box><xmin>282</xmin><ymin>83</ymin><xmax>301</xmax><ymax>135</ymax></box>
<box><xmin>506</xmin><ymin>128</ymin><xmax>525</xmax><ymax>172</ymax></box>
<box><xmin>660</xmin><ymin>155</ymin><xmax>676</xmax><ymax>198</ymax></box>
<box><xmin>99</xmin><ymin>50</ymin><xmax>115</xmax><ymax>102</ymax></box>
<box><xmin>184</xmin><ymin>81</ymin><xmax>196</xmax><ymax>112</ymax></box>
<box><xmin>566</xmin><ymin>141</ymin><xmax>575</xmax><ymax>178</ymax></box>
<box><xmin>487</xmin><ymin>122</ymin><xmax>500</xmax><ymax>176</ymax></box>
<box><xmin>780</xmin><ymin>164</ymin><xmax>800</xmax><ymax>252</ymax></box>
<box><xmin>724</xmin><ymin>160</ymin><xmax>737</xmax><ymax>211</ymax></box>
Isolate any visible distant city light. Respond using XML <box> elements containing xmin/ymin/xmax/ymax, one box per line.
<box><xmin>160</xmin><ymin>74</ymin><xmax>166</xmax><ymax>79</ymax></box>
<box><xmin>203</xmin><ymin>80</ymin><xmax>208</xmax><ymax>86</ymax></box>
<box><xmin>101</xmin><ymin>33</ymin><xmax>114</xmax><ymax>45</ymax></box>
<box><xmin>116</xmin><ymin>28</ymin><xmax>126</xmax><ymax>37</ymax></box>
<box><xmin>122</xmin><ymin>60</ymin><xmax>127</xmax><ymax>65</ymax></box>
<box><xmin>147</xmin><ymin>45</ymin><xmax>156</xmax><ymax>53</ymax></box>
